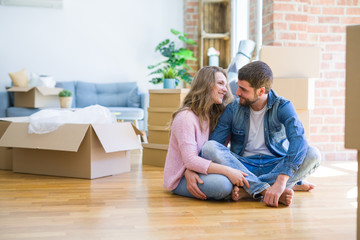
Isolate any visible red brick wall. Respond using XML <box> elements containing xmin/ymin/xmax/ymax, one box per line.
<box><xmin>184</xmin><ymin>0</ymin><xmax>200</xmax><ymax>75</ymax></box>
<box><xmin>185</xmin><ymin>0</ymin><xmax>360</xmax><ymax>161</ymax></box>
<box><xmin>257</xmin><ymin>0</ymin><xmax>360</xmax><ymax>161</ymax></box>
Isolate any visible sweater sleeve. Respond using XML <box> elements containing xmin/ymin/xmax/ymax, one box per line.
<box><xmin>171</xmin><ymin>111</ymin><xmax>211</xmax><ymax>174</ymax></box>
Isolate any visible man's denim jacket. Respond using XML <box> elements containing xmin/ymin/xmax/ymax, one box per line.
<box><xmin>209</xmin><ymin>89</ymin><xmax>309</xmax><ymax>178</ymax></box>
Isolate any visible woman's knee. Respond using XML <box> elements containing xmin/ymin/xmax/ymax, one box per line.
<box><xmin>200</xmin><ymin>174</ymin><xmax>232</xmax><ymax>200</ymax></box>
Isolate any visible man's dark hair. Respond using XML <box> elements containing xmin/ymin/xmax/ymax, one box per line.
<box><xmin>238</xmin><ymin>61</ymin><xmax>273</xmax><ymax>93</ymax></box>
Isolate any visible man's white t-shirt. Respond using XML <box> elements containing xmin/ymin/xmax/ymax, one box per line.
<box><xmin>242</xmin><ymin>105</ymin><xmax>274</xmax><ymax>157</ymax></box>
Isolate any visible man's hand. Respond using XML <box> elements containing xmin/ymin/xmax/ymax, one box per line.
<box><xmin>184</xmin><ymin>169</ymin><xmax>207</xmax><ymax>200</ymax></box>
<box><xmin>263</xmin><ymin>174</ymin><xmax>289</xmax><ymax>207</ymax></box>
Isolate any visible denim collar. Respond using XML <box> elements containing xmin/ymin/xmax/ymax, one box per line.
<box><xmin>266</xmin><ymin>89</ymin><xmax>279</xmax><ymax>110</ymax></box>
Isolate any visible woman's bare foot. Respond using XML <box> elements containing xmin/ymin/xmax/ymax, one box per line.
<box><xmin>292</xmin><ymin>181</ymin><xmax>315</xmax><ymax>191</ymax></box>
<box><xmin>231</xmin><ymin>186</ymin><xmax>251</xmax><ymax>201</ymax></box>
<box><xmin>278</xmin><ymin>188</ymin><xmax>294</xmax><ymax>206</ymax></box>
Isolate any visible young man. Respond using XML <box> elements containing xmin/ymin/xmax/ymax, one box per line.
<box><xmin>185</xmin><ymin>61</ymin><xmax>321</xmax><ymax>207</ymax></box>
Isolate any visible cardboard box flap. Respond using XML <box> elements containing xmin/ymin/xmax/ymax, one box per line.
<box><xmin>36</xmin><ymin>87</ymin><xmax>63</xmax><ymax>96</ymax></box>
<box><xmin>92</xmin><ymin>122</ymin><xmax>142</xmax><ymax>153</ymax></box>
<box><xmin>0</xmin><ymin>122</ymin><xmax>89</xmax><ymax>152</ymax></box>
<box><xmin>7</xmin><ymin>86</ymin><xmax>33</xmax><ymax>92</ymax></box>
<box><xmin>0</xmin><ymin>117</ymin><xmax>29</xmax><ymax>122</ymax></box>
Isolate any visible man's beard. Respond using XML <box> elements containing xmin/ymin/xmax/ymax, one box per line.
<box><xmin>239</xmin><ymin>95</ymin><xmax>259</xmax><ymax>106</ymax></box>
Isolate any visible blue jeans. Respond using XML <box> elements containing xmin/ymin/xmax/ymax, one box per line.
<box><xmin>173</xmin><ymin>174</ymin><xmax>233</xmax><ymax>200</ymax></box>
<box><xmin>200</xmin><ymin>140</ymin><xmax>321</xmax><ymax>199</ymax></box>
<box><xmin>173</xmin><ymin>140</ymin><xmax>321</xmax><ymax>200</ymax></box>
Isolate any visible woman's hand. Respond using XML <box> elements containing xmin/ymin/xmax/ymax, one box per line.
<box><xmin>225</xmin><ymin>167</ymin><xmax>250</xmax><ymax>189</ymax></box>
<box><xmin>184</xmin><ymin>169</ymin><xmax>207</xmax><ymax>200</ymax></box>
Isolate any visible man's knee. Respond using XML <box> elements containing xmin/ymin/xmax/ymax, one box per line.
<box><xmin>201</xmin><ymin>140</ymin><xmax>220</xmax><ymax>159</ymax></box>
<box><xmin>303</xmin><ymin>145</ymin><xmax>321</xmax><ymax>170</ymax></box>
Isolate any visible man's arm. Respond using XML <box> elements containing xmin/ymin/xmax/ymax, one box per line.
<box><xmin>277</xmin><ymin>100</ymin><xmax>309</xmax><ymax>178</ymax></box>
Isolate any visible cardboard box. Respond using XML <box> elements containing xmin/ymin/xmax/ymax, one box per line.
<box><xmin>296</xmin><ymin>110</ymin><xmax>309</xmax><ymax>140</ymax></box>
<box><xmin>7</xmin><ymin>86</ymin><xmax>63</xmax><ymax>108</ymax></box>
<box><xmin>148</xmin><ymin>125</ymin><xmax>170</xmax><ymax>145</ymax></box>
<box><xmin>260</xmin><ymin>46</ymin><xmax>321</xmax><ymax>78</ymax></box>
<box><xmin>0</xmin><ymin>121</ymin><xmax>12</xmax><ymax>170</ymax></box>
<box><xmin>142</xmin><ymin>143</ymin><xmax>168</xmax><ymax>167</ymax></box>
<box><xmin>149</xmin><ymin>89</ymin><xmax>189</xmax><ymax>108</ymax></box>
<box><xmin>0</xmin><ymin>122</ymin><xmax>141</xmax><ymax>179</ymax></box>
<box><xmin>148</xmin><ymin>107</ymin><xmax>177</xmax><ymax>127</ymax></box>
<box><xmin>345</xmin><ymin>25</ymin><xmax>360</xmax><ymax>150</ymax></box>
<box><xmin>0</xmin><ymin>117</ymin><xmax>29</xmax><ymax>170</ymax></box>
<box><xmin>272</xmin><ymin>78</ymin><xmax>315</xmax><ymax>110</ymax></box>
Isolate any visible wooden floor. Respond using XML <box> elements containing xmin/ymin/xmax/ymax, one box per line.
<box><xmin>0</xmin><ymin>150</ymin><xmax>357</xmax><ymax>240</ymax></box>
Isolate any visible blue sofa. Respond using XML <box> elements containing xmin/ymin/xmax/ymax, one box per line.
<box><xmin>0</xmin><ymin>81</ymin><xmax>148</xmax><ymax>130</ymax></box>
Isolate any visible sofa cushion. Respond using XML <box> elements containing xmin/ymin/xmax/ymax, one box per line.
<box><xmin>127</xmin><ymin>87</ymin><xmax>141</xmax><ymax>108</ymax></box>
<box><xmin>55</xmin><ymin>81</ymin><xmax>76</xmax><ymax>108</ymax></box>
<box><xmin>7</xmin><ymin>107</ymin><xmax>40</xmax><ymax>117</ymax></box>
<box><xmin>76</xmin><ymin>81</ymin><xmax>141</xmax><ymax>108</ymax></box>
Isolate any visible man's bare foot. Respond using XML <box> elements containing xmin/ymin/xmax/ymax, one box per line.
<box><xmin>231</xmin><ymin>186</ymin><xmax>251</xmax><ymax>201</ymax></box>
<box><xmin>278</xmin><ymin>188</ymin><xmax>294</xmax><ymax>206</ymax></box>
<box><xmin>292</xmin><ymin>181</ymin><xmax>315</xmax><ymax>191</ymax></box>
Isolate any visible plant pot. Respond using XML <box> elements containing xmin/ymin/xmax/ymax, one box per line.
<box><xmin>59</xmin><ymin>97</ymin><xmax>73</xmax><ymax>108</ymax></box>
<box><xmin>163</xmin><ymin>78</ymin><xmax>176</xmax><ymax>89</ymax></box>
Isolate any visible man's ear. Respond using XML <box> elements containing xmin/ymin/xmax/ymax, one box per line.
<box><xmin>257</xmin><ymin>87</ymin><xmax>266</xmax><ymax>96</ymax></box>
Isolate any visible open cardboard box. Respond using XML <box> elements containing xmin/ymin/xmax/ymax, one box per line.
<box><xmin>0</xmin><ymin>121</ymin><xmax>142</xmax><ymax>179</ymax></box>
<box><xmin>7</xmin><ymin>86</ymin><xmax>63</xmax><ymax>108</ymax></box>
<box><xmin>0</xmin><ymin>121</ymin><xmax>13</xmax><ymax>170</ymax></box>
<box><xmin>0</xmin><ymin>117</ymin><xmax>29</xmax><ymax>170</ymax></box>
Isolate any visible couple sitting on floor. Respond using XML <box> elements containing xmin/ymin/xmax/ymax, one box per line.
<box><xmin>163</xmin><ymin>61</ymin><xmax>321</xmax><ymax>207</ymax></box>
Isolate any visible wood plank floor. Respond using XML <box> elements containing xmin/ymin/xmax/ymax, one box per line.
<box><xmin>0</xmin><ymin>150</ymin><xmax>357</xmax><ymax>240</ymax></box>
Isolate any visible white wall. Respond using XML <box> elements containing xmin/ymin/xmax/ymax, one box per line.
<box><xmin>0</xmin><ymin>0</ymin><xmax>184</xmax><ymax>92</ymax></box>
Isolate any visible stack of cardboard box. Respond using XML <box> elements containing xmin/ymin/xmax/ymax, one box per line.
<box><xmin>142</xmin><ymin>89</ymin><xmax>189</xmax><ymax>167</ymax></box>
<box><xmin>260</xmin><ymin>46</ymin><xmax>321</xmax><ymax>139</ymax></box>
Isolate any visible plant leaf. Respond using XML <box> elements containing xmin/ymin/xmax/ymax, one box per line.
<box><xmin>178</xmin><ymin>35</ymin><xmax>197</xmax><ymax>45</ymax></box>
<box><xmin>148</xmin><ymin>68</ymin><xmax>164</xmax><ymax>76</ymax></box>
<box><xmin>176</xmin><ymin>49</ymin><xmax>197</xmax><ymax>61</ymax></box>
<box><xmin>149</xmin><ymin>77</ymin><xmax>163</xmax><ymax>84</ymax></box>
<box><xmin>170</xmin><ymin>28</ymin><xmax>181</xmax><ymax>35</ymax></box>
<box><xmin>155</xmin><ymin>39</ymin><xmax>170</xmax><ymax>51</ymax></box>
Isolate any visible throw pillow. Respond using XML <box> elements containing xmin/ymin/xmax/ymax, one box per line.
<box><xmin>8</xmin><ymin>68</ymin><xmax>29</xmax><ymax>87</ymax></box>
<box><xmin>127</xmin><ymin>87</ymin><xmax>141</xmax><ymax>108</ymax></box>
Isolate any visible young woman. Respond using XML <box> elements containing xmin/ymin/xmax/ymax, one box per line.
<box><xmin>163</xmin><ymin>66</ymin><xmax>249</xmax><ymax>200</ymax></box>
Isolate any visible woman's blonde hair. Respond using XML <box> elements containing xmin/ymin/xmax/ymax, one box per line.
<box><xmin>171</xmin><ymin>66</ymin><xmax>234</xmax><ymax>133</ymax></box>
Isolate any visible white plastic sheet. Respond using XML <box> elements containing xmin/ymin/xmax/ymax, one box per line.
<box><xmin>28</xmin><ymin>105</ymin><xmax>117</xmax><ymax>134</ymax></box>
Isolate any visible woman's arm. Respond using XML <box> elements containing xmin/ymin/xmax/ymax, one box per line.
<box><xmin>208</xmin><ymin>162</ymin><xmax>249</xmax><ymax>188</ymax></box>
<box><xmin>185</xmin><ymin>163</ymin><xmax>249</xmax><ymax>200</ymax></box>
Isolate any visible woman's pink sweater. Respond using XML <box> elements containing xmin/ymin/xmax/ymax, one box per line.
<box><xmin>163</xmin><ymin>110</ymin><xmax>212</xmax><ymax>191</ymax></box>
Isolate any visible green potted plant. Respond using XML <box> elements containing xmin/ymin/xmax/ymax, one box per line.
<box><xmin>58</xmin><ymin>89</ymin><xmax>73</xmax><ymax>108</ymax></box>
<box><xmin>162</xmin><ymin>66</ymin><xmax>178</xmax><ymax>89</ymax></box>
<box><xmin>148</xmin><ymin>28</ymin><xmax>197</xmax><ymax>88</ymax></box>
